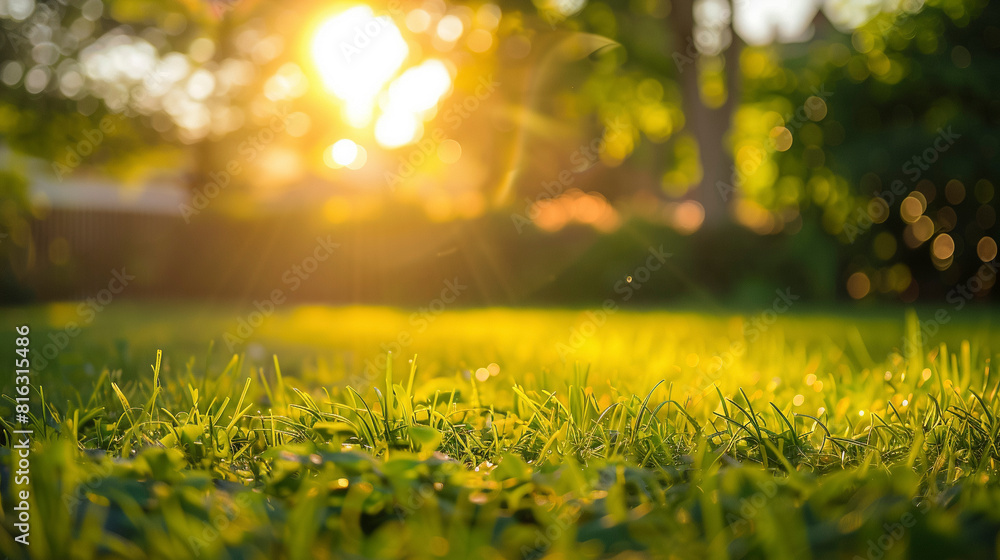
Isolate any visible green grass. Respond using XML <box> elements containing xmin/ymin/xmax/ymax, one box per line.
<box><xmin>1</xmin><ymin>304</ymin><xmax>999</xmax><ymax>559</ymax></box>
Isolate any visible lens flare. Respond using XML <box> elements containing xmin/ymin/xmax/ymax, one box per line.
<box><xmin>312</xmin><ymin>6</ymin><xmax>409</xmax><ymax>125</ymax></box>
<box><xmin>331</xmin><ymin>139</ymin><xmax>359</xmax><ymax>166</ymax></box>
<box><xmin>375</xmin><ymin>111</ymin><xmax>422</xmax><ymax>148</ymax></box>
<box><xmin>324</xmin><ymin>139</ymin><xmax>367</xmax><ymax>170</ymax></box>
<box><xmin>386</xmin><ymin>59</ymin><xmax>452</xmax><ymax>114</ymax></box>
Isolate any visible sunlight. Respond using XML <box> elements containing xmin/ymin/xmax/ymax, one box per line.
<box><xmin>8</xmin><ymin>0</ymin><xmax>1000</xmax><ymax>555</ymax></box>
<box><xmin>375</xmin><ymin>110</ymin><xmax>422</xmax><ymax>148</ymax></box>
<box><xmin>385</xmin><ymin>59</ymin><xmax>452</xmax><ymax>115</ymax></box>
<box><xmin>324</xmin><ymin>139</ymin><xmax>368</xmax><ymax>170</ymax></box>
<box><xmin>311</xmin><ymin>6</ymin><xmax>456</xmax><ymax>149</ymax></box>
<box><xmin>311</xmin><ymin>5</ymin><xmax>409</xmax><ymax>126</ymax></box>
<box><xmin>435</xmin><ymin>15</ymin><xmax>464</xmax><ymax>43</ymax></box>
<box><xmin>330</xmin><ymin>139</ymin><xmax>359</xmax><ymax>166</ymax></box>
<box><xmin>373</xmin><ymin>59</ymin><xmax>452</xmax><ymax>147</ymax></box>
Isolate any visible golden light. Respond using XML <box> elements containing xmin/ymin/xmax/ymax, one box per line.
<box><xmin>900</xmin><ymin>195</ymin><xmax>923</xmax><ymax>223</ymax></box>
<box><xmin>673</xmin><ymin>200</ymin><xmax>705</xmax><ymax>235</ymax></box>
<box><xmin>804</xmin><ymin>96</ymin><xmax>828</xmax><ymax>121</ymax></box>
<box><xmin>438</xmin><ymin>139</ymin><xmax>462</xmax><ymax>163</ymax></box>
<box><xmin>476</xmin><ymin>4</ymin><xmax>502</xmax><ymax>29</ymax></box>
<box><xmin>467</xmin><ymin>29</ymin><xmax>493</xmax><ymax>53</ymax></box>
<box><xmin>311</xmin><ymin>5</ymin><xmax>409</xmax><ymax>124</ymax></box>
<box><xmin>186</xmin><ymin>69</ymin><xmax>215</xmax><ymax>100</ymax></box>
<box><xmin>285</xmin><ymin>112</ymin><xmax>312</xmax><ymax>137</ymax></box>
<box><xmin>324</xmin><ymin>139</ymin><xmax>367</xmax><ymax>170</ymax></box>
<box><xmin>931</xmin><ymin>233</ymin><xmax>955</xmax><ymax>260</ymax></box>
<box><xmin>769</xmin><ymin>126</ymin><xmax>792</xmax><ymax>151</ymax></box>
<box><xmin>545</xmin><ymin>0</ymin><xmax>587</xmax><ymax>17</ymax></box>
<box><xmin>264</xmin><ymin>63</ymin><xmax>308</xmax><ymax>101</ymax></box>
<box><xmin>912</xmin><ymin>215</ymin><xmax>934</xmax><ymax>242</ymax></box>
<box><xmin>978</xmin><ymin>237</ymin><xmax>998</xmax><ymax>262</ymax></box>
<box><xmin>309</xmin><ymin>5</ymin><xmax>463</xmax><ymax>150</ymax></box>
<box><xmin>436</xmin><ymin>15</ymin><xmax>464</xmax><ymax>42</ymax></box>
<box><xmin>258</xmin><ymin>148</ymin><xmax>304</xmax><ymax>185</ymax></box>
<box><xmin>322</xmin><ymin>146</ymin><xmax>339</xmax><ymax>168</ymax></box>
<box><xmin>530</xmin><ymin>190</ymin><xmax>620</xmax><ymax>233</ymax></box>
<box><xmin>385</xmin><ymin>59</ymin><xmax>452</xmax><ymax>115</ymax></box>
<box><xmin>847</xmin><ymin>272</ymin><xmax>870</xmax><ymax>299</ymax></box>
<box><xmin>375</xmin><ymin>111</ymin><xmax>422</xmax><ymax>148</ymax></box>
<box><xmin>348</xmin><ymin>145</ymin><xmax>368</xmax><ymax>170</ymax></box>
<box><xmin>343</xmin><ymin>100</ymin><xmax>377</xmax><ymax>128</ymax></box>
<box><xmin>331</xmin><ymin>139</ymin><xmax>359</xmax><ymax>166</ymax></box>
<box><xmin>405</xmin><ymin>9</ymin><xmax>432</xmax><ymax>33</ymax></box>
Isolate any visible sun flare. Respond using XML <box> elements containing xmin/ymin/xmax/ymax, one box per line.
<box><xmin>311</xmin><ymin>4</ymin><xmax>454</xmax><ymax>149</ymax></box>
<box><xmin>311</xmin><ymin>5</ymin><xmax>409</xmax><ymax>125</ymax></box>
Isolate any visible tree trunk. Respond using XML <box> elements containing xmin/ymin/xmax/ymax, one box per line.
<box><xmin>670</xmin><ymin>0</ymin><xmax>742</xmax><ymax>226</ymax></box>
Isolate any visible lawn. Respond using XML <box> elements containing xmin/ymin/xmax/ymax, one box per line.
<box><xmin>2</xmin><ymin>304</ymin><xmax>999</xmax><ymax>559</ymax></box>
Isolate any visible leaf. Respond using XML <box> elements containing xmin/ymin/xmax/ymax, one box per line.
<box><xmin>407</xmin><ymin>425</ymin><xmax>442</xmax><ymax>452</ymax></box>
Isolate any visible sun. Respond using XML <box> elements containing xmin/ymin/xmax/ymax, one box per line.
<box><xmin>311</xmin><ymin>5</ymin><xmax>409</xmax><ymax>109</ymax></box>
<box><xmin>311</xmin><ymin>4</ymin><xmax>454</xmax><ymax>150</ymax></box>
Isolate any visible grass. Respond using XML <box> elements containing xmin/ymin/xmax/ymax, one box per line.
<box><xmin>1</xmin><ymin>304</ymin><xmax>999</xmax><ymax>559</ymax></box>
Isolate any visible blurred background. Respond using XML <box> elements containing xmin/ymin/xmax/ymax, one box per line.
<box><xmin>0</xmin><ymin>0</ymin><xmax>997</xmax><ymax>307</ymax></box>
